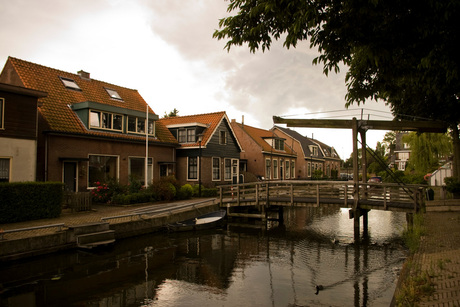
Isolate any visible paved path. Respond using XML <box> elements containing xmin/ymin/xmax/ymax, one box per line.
<box><xmin>410</xmin><ymin>211</ymin><xmax>460</xmax><ymax>306</ymax></box>
<box><xmin>0</xmin><ymin>199</ymin><xmax>212</xmax><ymax>240</ymax></box>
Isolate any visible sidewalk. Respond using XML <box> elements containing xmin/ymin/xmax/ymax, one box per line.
<box><xmin>0</xmin><ymin>201</ymin><xmax>181</xmax><ymax>241</ymax></box>
<box><xmin>404</xmin><ymin>210</ymin><xmax>460</xmax><ymax>306</ymax></box>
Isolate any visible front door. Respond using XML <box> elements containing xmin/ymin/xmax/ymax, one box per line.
<box><xmin>63</xmin><ymin>162</ymin><xmax>77</xmax><ymax>192</ymax></box>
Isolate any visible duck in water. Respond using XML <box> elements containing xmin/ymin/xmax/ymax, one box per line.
<box><xmin>315</xmin><ymin>285</ymin><xmax>324</xmax><ymax>295</ymax></box>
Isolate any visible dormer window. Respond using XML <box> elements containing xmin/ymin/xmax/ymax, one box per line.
<box><xmin>310</xmin><ymin>146</ymin><xmax>319</xmax><ymax>157</ymax></box>
<box><xmin>60</xmin><ymin>77</ymin><xmax>81</xmax><ymax>91</ymax></box>
<box><xmin>105</xmin><ymin>88</ymin><xmax>123</xmax><ymax>101</ymax></box>
<box><xmin>274</xmin><ymin>139</ymin><xmax>284</xmax><ymax>151</ymax></box>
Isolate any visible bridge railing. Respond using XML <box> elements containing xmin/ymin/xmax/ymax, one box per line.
<box><xmin>219</xmin><ymin>180</ymin><xmax>426</xmax><ymax>211</ymax></box>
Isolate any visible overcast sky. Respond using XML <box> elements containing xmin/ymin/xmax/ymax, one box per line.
<box><xmin>0</xmin><ymin>0</ymin><xmax>392</xmax><ymax>159</ymax></box>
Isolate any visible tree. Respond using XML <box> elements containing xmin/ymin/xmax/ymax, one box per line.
<box><xmin>214</xmin><ymin>0</ymin><xmax>460</xmax><ymax>177</ymax></box>
<box><xmin>403</xmin><ymin>132</ymin><xmax>453</xmax><ymax>174</ymax></box>
<box><xmin>163</xmin><ymin>108</ymin><xmax>179</xmax><ymax>119</ymax></box>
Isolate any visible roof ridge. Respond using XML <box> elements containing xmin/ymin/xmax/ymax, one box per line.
<box><xmin>8</xmin><ymin>56</ymin><xmax>138</xmax><ymax>92</ymax></box>
<box><xmin>166</xmin><ymin>110</ymin><xmax>226</xmax><ymax>119</ymax></box>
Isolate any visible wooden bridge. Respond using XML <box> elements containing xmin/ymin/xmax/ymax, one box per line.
<box><xmin>218</xmin><ymin>180</ymin><xmax>427</xmax><ymax>238</ymax></box>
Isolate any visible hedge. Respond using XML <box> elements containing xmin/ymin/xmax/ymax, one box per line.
<box><xmin>0</xmin><ymin>182</ymin><xmax>64</xmax><ymax>223</ymax></box>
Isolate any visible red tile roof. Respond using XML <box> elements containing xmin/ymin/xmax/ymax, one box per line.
<box><xmin>159</xmin><ymin>111</ymin><xmax>230</xmax><ymax>148</ymax></box>
<box><xmin>0</xmin><ymin>57</ymin><xmax>177</xmax><ymax>144</ymax></box>
<box><xmin>231</xmin><ymin>121</ymin><xmax>296</xmax><ymax>155</ymax></box>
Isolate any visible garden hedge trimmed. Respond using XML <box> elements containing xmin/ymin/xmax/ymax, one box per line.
<box><xmin>0</xmin><ymin>182</ymin><xmax>64</xmax><ymax>223</ymax></box>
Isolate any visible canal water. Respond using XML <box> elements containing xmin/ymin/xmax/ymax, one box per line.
<box><xmin>0</xmin><ymin>207</ymin><xmax>408</xmax><ymax>307</ymax></box>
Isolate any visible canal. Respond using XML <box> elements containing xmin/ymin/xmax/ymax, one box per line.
<box><xmin>0</xmin><ymin>206</ymin><xmax>408</xmax><ymax>307</ymax></box>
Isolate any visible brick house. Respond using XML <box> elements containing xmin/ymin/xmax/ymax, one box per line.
<box><xmin>273</xmin><ymin>126</ymin><xmax>341</xmax><ymax>179</ymax></box>
<box><xmin>0</xmin><ymin>57</ymin><xmax>178</xmax><ymax>191</ymax></box>
<box><xmin>160</xmin><ymin>112</ymin><xmax>241</xmax><ymax>186</ymax></box>
<box><xmin>0</xmin><ymin>82</ymin><xmax>47</xmax><ymax>182</ymax></box>
<box><xmin>231</xmin><ymin>120</ymin><xmax>297</xmax><ymax>180</ymax></box>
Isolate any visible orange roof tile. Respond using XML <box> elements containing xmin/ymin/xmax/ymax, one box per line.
<box><xmin>159</xmin><ymin>111</ymin><xmax>228</xmax><ymax>147</ymax></box>
<box><xmin>1</xmin><ymin>57</ymin><xmax>177</xmax><ymax>144</ymax></box>
<box><xmin>232</xmin><ymin>122</ymin><xmax>296</xmax><ymax>155</ymax></box>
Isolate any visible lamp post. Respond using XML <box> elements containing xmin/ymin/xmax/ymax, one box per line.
<box><xmin>310</xmin><ymin>154</ymin><xmax>313</xmax><ymax>180</ymax></box>
<box><xmin>197</xmin><ymin>134</ymin><xmax>204</xmax><ymax>197</ymax></box>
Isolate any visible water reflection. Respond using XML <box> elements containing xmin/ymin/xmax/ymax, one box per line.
<box><xmin>0</xmin><ymin>207</ymin><xmax>407</xmax><ymax>307</ymax></box>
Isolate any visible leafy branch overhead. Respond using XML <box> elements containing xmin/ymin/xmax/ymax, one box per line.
<box><xmin>213</xmin><ymin>0</ymin><xmax>460</xmax><ymax>125</ymax></box>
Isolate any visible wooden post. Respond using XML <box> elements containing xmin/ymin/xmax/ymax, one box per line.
<box><xmin>316</xmin><ymin>184</ymin><xmax>320</xmax><ymax>206</ymax></box>
<box><xmin>255</xmin><ymin>183</ymin><xmax>259</xmax><ymax>206</ymax></box>
<box><xmin>290</xmin><ymin>183</ymin><xmax>294</xmax><ymax>205</ymax></box>
<box><xmin>352</xmin><ymin>118</ymin><xmax>360</xmax><ymax>240</ymax></box>
<box><xmin>360</xmin><ymin>129</ymin><xmax>368</xmax><ymax>198</ymax></box>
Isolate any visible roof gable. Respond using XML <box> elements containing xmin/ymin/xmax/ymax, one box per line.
<box><xmin>0</xmin><ymin>57</ymin><xmax>177</xmax><ymax>144</ymax></box>
<box><xmin>159</xmin><ymin>111</ymin><xmax>242</xmax><ymax>150</ymax></box>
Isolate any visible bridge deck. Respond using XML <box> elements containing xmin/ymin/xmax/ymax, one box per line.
<box><xmin>219</xmin><ymin>181</ymin><xmax>424</xmax><ymax>214</ymax></box>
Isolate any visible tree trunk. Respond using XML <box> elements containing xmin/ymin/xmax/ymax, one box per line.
<box><xmin>451</xmin><ymin>124</ymin><xmax>460</xmax><ymax>179</ymax></box>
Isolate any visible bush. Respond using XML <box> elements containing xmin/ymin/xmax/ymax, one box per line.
<box><xmin>111</xmin><ymin>192</ymin><xmax>154</xmax><ymax>205</ymax></box>
<box><xmin>445</xmin><ymin>177</ymin><xmax>460</xmax><ymax>194</ymax></box>
<box><xmin>0</xmin><ymin>182</ymin><xmax>63</xmax><ymax>223</ymax></box>
<box><xmin>202</xmin><ymin>187</ymin><xmax>218</xmax><ymax>197</ymax></box>
<box><xmin>192</xmin><ymin>184</ymin><xmax>205</xmax><ymax>196</ymax></box>
<box><xmin>148</xmin><ymin>180</ymin><xmax>177</xmax><ymax>201</ymax></box>
<box><xmin>177</xmin><ymin>184</ymin><xmax>193</xmax><ymax>200</ymax></box>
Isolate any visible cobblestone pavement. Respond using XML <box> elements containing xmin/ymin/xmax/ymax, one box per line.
<box><xmin>413</xmin><ymin>211</ymin><xmax>460</xmax><ymax>306</ymax></box>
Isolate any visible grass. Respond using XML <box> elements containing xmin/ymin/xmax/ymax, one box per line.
<box><xmin>396</xmin><ymin>213</ymin><xmax>435</xmax><ymax>306</ymax></box>
<box><xmin>402</xmin><ymin>213</ymin><xmax>425</xmax><ymax>254</ymax></box>
<box><xmin>396</xmin><ymin>261</ymin><xmax>435</xmax><ymax>307</ymax></box>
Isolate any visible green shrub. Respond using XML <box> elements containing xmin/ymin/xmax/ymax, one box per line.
<box><xmin>192</xmin><ymin>184</ymin><xmax>205</xmax><ymax>196</ymax></box>
<box><xmin>148</xmin><ymin>180</ymin><xmax>176</xmax><ymax>201</ymax></box>
<box><xmin>177</xmin><ymin>184</ymin><xmax>193</xmax><ymax>199</ymax></box>
<box><xmin>0</xmin><ymin>182</ymin><xmax>63</xmax><ymax>223</ymax></box>
<box><xmin>445</xmin><ymin>177</ymin><xmax>460</xmax><ymax>194</ymax></box>
<box><xmin>202</xmin><ymin>187</ymin><xmax>218</xmax><ymax>197</ymax></box>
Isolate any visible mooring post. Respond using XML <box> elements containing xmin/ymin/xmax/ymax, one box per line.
<box><xmin>354</xmin><ymin>208</ymin><xmax>361</xmax><ymax>241</ymax></box>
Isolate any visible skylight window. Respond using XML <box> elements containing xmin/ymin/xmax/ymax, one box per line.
<box><xmin>60</xmin><ymin>77</ymin><xmax>81</xmax><ymax>91</ymax></box>
<box><xmin>105</xmin><ymin>88</ymin><xmax>123</xmax><ymax>101</ymax></box>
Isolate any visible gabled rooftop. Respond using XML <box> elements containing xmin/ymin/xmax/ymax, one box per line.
<box><xmin>232</xmin><ymin>121</ymin><xmax>296</xmax><ymax>156</ymax></box>
<box><xmin>0</xmin><ymin>57</ymin><xmax>177</xmax><ymax>144</ymax></box>
<box><xmin>159</xmin><ymin>111</ymin><xmax>238</xmax><ymax>148</ymax></box>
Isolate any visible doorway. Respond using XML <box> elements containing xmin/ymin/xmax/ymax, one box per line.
<box><xmin>63</xmin><ymin>162</ymin><xmax>77</xmax><ymax>192</ymax></box>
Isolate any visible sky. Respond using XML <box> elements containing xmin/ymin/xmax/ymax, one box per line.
<box><xmin>0</xmin><ymin>0</ymin><xmax>393</xmax><ymax>159</ymax></box>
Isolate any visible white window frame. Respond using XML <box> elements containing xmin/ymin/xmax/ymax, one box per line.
<box><xmin>128</xmin><ymin>156</ymin><xmax>153</xmax><ymax>185</ymax></box>
<box><xmin>273</xmin><ymin>159</ymin><xmax>278</xmax><ymax>179</ymax></box>
<box><xmin>90</xmin><ymin>110</ymin><xmax>123</xmax><ymax>131</ymax></box>
<box><xmin>212</xmin><ymin>157</ymin><xmax>221</xmax><ymax>181</ymax></box>
<box><xmin>285</xmin><ymin>160</ymin><xmax>290</xmax><ymax>179</ymax></box>
<box><xmin>291</xmin><ymin>161</ymin><xmax>295</xmax><ymax>179</ymax></box>
<box><xmin>224</xmin><ymin>158</ymin><xmax>232</xmax><ymax>181</ymax></box>
<box><xmin>187</xmin><ymin>156</ymin><xmax>198</xmax><ymax>181</ymax></box>
<box><xmin>88</xmin><ymin>154</ymin><xmax>119</xmax><ymax>187</ymax></box>
<box><xmin>265</xmin><ymin>159</ymin><xmax>271</xmax><ymax>180</ymax></box>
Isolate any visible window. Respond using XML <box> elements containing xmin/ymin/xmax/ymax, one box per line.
<box><xmin>160</xmin><ymin>163</ymin><xmax>174</xmax><ymax>177</ymax></box>
<box><xmin>105</xmin><ymin>88</ymin><xmax>123</xmax><ymax>101</ymax></box>
<box><xmin>220</xmin><ymin>130</ymin><xmax>227</xmax><ymax>144</ymax></box>
<box><xmin>212</xmin><ymin>157</ymin><xmax>221</xmax><ymax>180</ymax></box>
<box><xmin>273</xmin><ymin>159</ymin><xmax>278</xmax><ymax>179</ymax></box>
<box><xmin>274</xmin><ymin>139</ymin><xmax>284</xmax><ymax>151</ymax></box>
<box><xmin>311</xmin><ymin>146</ymin><xmax>319</xmax><ymax>157</ymax></box>
<box><xmin>128</xmin><ymin>116</ymin><xmax>148</xmax><ymax>134</ymax></box>
<box><xmin>90</xmin><ymin>110</ymin><xmax>123</xmax><ymax>131</ymax></box>
<box><xmin>265</xmin><ymin>159</ymin><xmax>271</xmax><ymax>179</ymax></box>
<box><xmin>224</xmin><ymin>158</ymin><xmax>232</xmax><ymax>180</ymax></box>
<box><xmin>60</xmin><ymin>77</ymin><xmax>81</xmax><ymax>91</ymax></box>
<box><xmin>88</xmin><ymin>155</ymin><xmax>118</xmax><ymax>186</ymax></box>
<box><xmin>129</xmin><ymin>157</ymin><xmax>153</xmax><ymax>185</ymax></box>
<box><xmin>148</xmin><ymin>119</ymin><xmax>155</xmax><ymax>136</ymax></box>
<box><xmin>178</xmin><ymin>129</ymin><xmax>186</xmax><ymax>143</ymax></box>
<box><xmin>0</xmin><ymin>158</ymin><xmax>10</xmax><ymax>182</ymax></box>
<box><xmin>188</xmin><ymin>157</ymin><xmax>198</xmax><ymax>180</ymax></box>
<box><xmin>291</xmin><ymin>161</ymin><xmax>295</xmax><ymax>179</ymax></box>
<box><xmin>285</xmin><ymin>161</ymin><xmax>290</xmax><ymax>179</ymax></box>
<box><xmin>187</xmin><ymin>129</ymin><xmax>196</xmax><ymax>143</ymax></box>
<box><xmin>0</xmin><ymin>98</ymin><xmax>4</xmax><ymax>129</ymax></box>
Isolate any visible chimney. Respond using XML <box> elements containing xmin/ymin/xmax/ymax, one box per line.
<box><xmin>242</xmin><ymin>115</ymin><xmax>244</xmax><ymax>128</ymax></box>
<box><xmin>78</xmin><ymin>70</ymin><xmax>90</xmax><ymax>80</ymax></box>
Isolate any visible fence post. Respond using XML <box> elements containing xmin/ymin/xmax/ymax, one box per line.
<box><xmin>290</xmin><ymin>183</ymin><xmax>294</xmax><ymax>205</ymax></box>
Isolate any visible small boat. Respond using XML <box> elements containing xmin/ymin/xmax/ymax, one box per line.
<box><xmin>167</xmin><ymin>210</ymin><xmax>227</xmax><ymax>232</ymax></box>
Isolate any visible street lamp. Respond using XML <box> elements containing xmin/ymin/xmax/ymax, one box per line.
<box><xmin>310</xmin><ymin>154</ymin><xmax>313</xmax><ymax>180</ymax></box>
<box><xmin>197</xmin><ymin>133</ymin><xmax>204</xmax><ymax>197</ymax></box>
